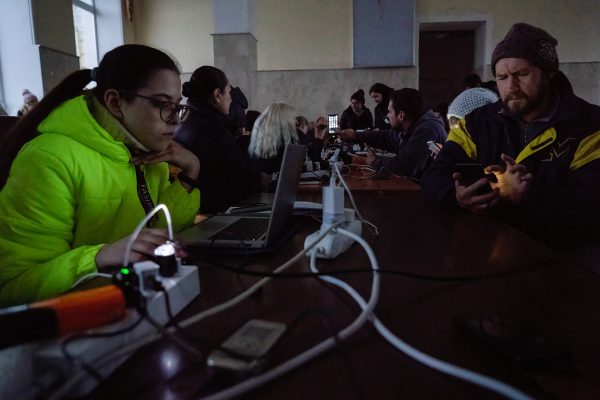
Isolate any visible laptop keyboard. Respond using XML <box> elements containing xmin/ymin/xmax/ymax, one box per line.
<box><xmin>208</xmin><ymin>218</ymin><xmax>269</xmax><ymax>241</ymax></box>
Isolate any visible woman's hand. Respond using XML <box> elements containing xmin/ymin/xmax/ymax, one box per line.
<box><xmin>314</xmin><ymin>116</ymin><xmax>329</xmax><ymax>141</ymax></box>
<box><xmin>132</xmin><ymin>141</ymin><xmax>200</xmax><ymax>180</ymax></box>
<box><xmin>95</xmin><ymin>228</ymin><xmax>188</xmax><ymax>270</ymax></box>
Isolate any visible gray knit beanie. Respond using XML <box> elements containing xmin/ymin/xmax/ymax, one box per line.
<box><xmin>447</xmin><ymin>88</ymin><xmax>499</xmax><ymax>120</ymax></box>
<box><xmin>491</xmin><ymin>23</ymin><xmax>558</xmax><ymax>75</ymax></box>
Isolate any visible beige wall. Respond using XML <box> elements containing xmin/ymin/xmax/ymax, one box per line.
<box><xmin>254</xmin><ymin>0</ymin><xmax>353</xmax><ymax>70</ymax></box>
<box><xmin>417</xmin><ymin>0</ymin><xmax>600</xmax><ymax>64</ymax></box>
<box><xmin>129</xmin><ymin>0</ymin><xmax>600</xmax><ymax>109</ymax></box>
<box><xmin>128</xmin><ymin>0</ymin><xmax>600</xmax><ymax>70</ymax></box>
<box><xmin>130</xmin><ymin>0</ymin><xmax>214</xmax><ymax>73</ymax></box>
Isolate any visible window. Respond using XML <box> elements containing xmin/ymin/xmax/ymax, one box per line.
<box><xmin>72</xmin><ymin>0</ymin><xmax>98</xmax><ymax>69</ymax></box>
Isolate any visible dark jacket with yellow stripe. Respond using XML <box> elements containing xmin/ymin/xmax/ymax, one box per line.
<box><xmin>421</xmin><ymin>72</ymin><xmax>600</xmax><ymax>248</ymax></box>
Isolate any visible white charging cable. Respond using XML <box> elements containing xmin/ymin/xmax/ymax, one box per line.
<box><xmin>47</xmin><ymin>221</ymin><xmax>348</xmax><ymax>400</ymax></box>
<box><xmin>122</xmin><ymin>203</ymin><xmax>174</xmax><ymax>266</ymax></box>
<box><xmin>196</xmin><ymin>226</ymin><xmax>381</xmax><ymax>400</ymax></box>
<box><xmin>310</xmin><ymin>228</ymin><xmax>532</xmax><ymax>400</ymax></box>
<box><xmin>333</xmin><ymin>162</ymin><xmax>379</xmax><ymax>235</ymax></box>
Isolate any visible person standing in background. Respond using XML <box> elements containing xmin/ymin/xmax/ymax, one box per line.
<box><xmin>369</xmin><ymin>83</ymin><xmax>393</xmax><ymax>130</ymax></box>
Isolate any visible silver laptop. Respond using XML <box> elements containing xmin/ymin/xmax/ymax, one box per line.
<box><xmin>177</xmin><ymin>144</ymin><xmax>306</xmax><ymax>249</ymax></box>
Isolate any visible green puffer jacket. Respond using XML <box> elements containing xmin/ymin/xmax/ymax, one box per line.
<box><xmin>0</xmin><ymin>95</ymin><xmax>200</xmax><ymax>306</ymax></box>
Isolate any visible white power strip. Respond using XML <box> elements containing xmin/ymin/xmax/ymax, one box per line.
<box><xmin>304</xmin><ymin>211</ymin><xmax>362</xmax><ymax>259</ymax></box>
<box><xmin>33</xmin><ymin>265</ymin><xmax>200</xmax><ymax>398</ymax></box>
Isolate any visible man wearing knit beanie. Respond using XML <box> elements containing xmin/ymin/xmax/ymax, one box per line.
<box><xmin>422</xmin><ymin>23</ymin><xmax>600</xmax><ymax>249</ymax></box>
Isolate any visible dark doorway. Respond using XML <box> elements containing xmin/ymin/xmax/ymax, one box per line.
<box><xmin>419</xmin><ymin>30</ymin><xmax>475</xmax><ymax>112</ymax></box>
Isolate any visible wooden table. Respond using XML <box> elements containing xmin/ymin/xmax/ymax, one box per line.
<box><xmin>299</xmin><ymin>171</ymin><xmax>420</xmax><ymax>192</ymax></box>
<box><xmin>85</xmin><ymin>191</ymin><xmax>600</xmax><ymax>400</ymax></box>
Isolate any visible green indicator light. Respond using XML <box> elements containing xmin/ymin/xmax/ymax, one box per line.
<box><xmin>120</xmin><ymin>268</ymin><xmax>130</xmax><ymax>275</ymax></box>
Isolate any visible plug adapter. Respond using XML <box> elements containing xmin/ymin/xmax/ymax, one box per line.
<box><xmin>322</xmin><ymin>185</ymin><xmax>345</xmax><ymax>226</ymax></box>
<box><xmin>304</xmin><ymin>211</ymin><xmax>362</xmax><ymax>259</ymax></box>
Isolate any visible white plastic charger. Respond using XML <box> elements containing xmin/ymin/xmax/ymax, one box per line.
<box><xmin>304</xmin><ymin>183</ymin><xmax>363</xmax><ymax>258</ymax></box>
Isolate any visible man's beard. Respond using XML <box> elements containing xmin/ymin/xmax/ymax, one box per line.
<box><xmin>503</xmin><ymin>84</ymin><xmax>548</xmax><ymax>118</ymax></box>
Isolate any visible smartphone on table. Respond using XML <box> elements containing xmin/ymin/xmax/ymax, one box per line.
<box><xmin>206</xmin><ymin>319</ymin><xmax>286</xmax><ymax>372</ymax></box>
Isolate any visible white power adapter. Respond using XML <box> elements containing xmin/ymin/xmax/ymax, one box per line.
<box><xmin>304</xmin><ymin>182</ymin><xmax>363</xmax><ymax>259</ymax></box>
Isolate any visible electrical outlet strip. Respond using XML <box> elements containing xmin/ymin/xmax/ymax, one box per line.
<box><xmin>304</xmin><ymin>211</ymin><xmax>362</xmax><ymax>259</ymax></box>
<box><xmin>33</xmin><ymin>265</ymin><xmax>200</xmax><ymax>398</ymax></box>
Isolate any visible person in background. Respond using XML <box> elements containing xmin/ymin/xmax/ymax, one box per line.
<box><xmin>421</xmin><ymin>23</ymin><xmax>600</xmax><ymax>249</ymax></box>
<box><xmin>433</xmin><ymin>102</ymin><xmax>450</xmax><ymax>133</ymax></box>
<box><xmin>175</xmin><ymin>66</ymin><xmax>261</xmax><ymax>213</ymax></box>
<box><xmin>17</xmin><ymin>89</ymin><xmax>39</xmax><ymax>116</ymax></box>
<box><xmin>369</xmin><ymin>83</ymin><xmax>394</xmax><ymax>130</ymax></box>
<box><xmin>428</xmin><ymin>87</ymin><xmax>499</xmax><ymax>159</ymax></box>
<box><xmin>447</xmin><ymin>87</ymin><xmax>499</xmax><ymax>130</ymax></box>
<box><xmin>248</xmin><ymin>103</ymin><xmax>298</xmax><ymax>191</ymax></box>
<box><xmin>0</xmin><ymin>45</ymin><xmax>200</xmax><ymax>306</ymax></box>
<box><xmin>480</xmin><ymin>79</ymin><xmax>500</xmax><ymax>96</ymax></box>
<box><xmin>227</xmin><ymin>86</ymin><xmax>248</xmax><ymax>136</ymax></box>
<box><xmin>340</xmin><ymin>89</ymin><xmax>373</xmax><ymax>131</ymax></box>
<box><xmin>463</xmin><ymin>73</ymin><xmax>482</xmax><ymax>89</ymax></box>
<box><xmin>342</xmin><ymin>88</ymin><xmax>447</xmax><ymax>179</ymax></box>
<box><xmin>296</xmin><ymin>115</ymin><xmax>327</xmax><ymax>162</ymax></box>
<box><xmin>236</xmin><ymin>109</ymin><xmax>261</xmax><ymax>152</ymax></box>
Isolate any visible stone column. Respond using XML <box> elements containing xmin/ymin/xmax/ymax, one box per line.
<box><xmin>212</xmin><ymin>0</ymin><xmax>258</xmax><ymax>107</ymax></box>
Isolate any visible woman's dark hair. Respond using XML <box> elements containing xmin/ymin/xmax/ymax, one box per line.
<box><xmin>369</xmin><ymin>83</ymin><xmax>394</xmax><ymax>107</ymax></box>
<box><xmin>0</xmin><ymin>44</ymin><xmax>179</xmax><ymax>187</ymax></box>
<box><xmin>369</xmin><ymin>83</ymin><xmax>393</xmax><ymax>97</ymax></box>
<box><xmin>182</xmin><ymin>66</ymin><xmax>228</xmax><ymax>104</ymax></box>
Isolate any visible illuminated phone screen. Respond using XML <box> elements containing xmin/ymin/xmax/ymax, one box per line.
<box><xmin>328</xmin><ymin>114</ymin><xmax>339</xmax><ymax>133</ymax></box>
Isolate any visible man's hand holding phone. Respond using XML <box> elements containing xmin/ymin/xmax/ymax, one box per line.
<box><xmin>365</xmin><ymin>145</ymin><xmax>377</xmax><ymax>165</ymax></box>
<box><xmin>453</xmin><ymin>163</ymin><xmax>499</xmax><ymax>215</ymax></box>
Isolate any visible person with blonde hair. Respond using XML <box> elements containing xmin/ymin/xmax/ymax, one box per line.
<box><xmin>248</xmin><ymin>102</ymin><xmax>299</xmax><ymax>190</ymax></box>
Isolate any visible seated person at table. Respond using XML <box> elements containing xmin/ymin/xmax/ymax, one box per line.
<box><xmin>341</xmin><ymin>88</ymin><xmax>447</xmax><ymax>179</ymax></box>
<box><xmin>340</xmin><ymin>89</ymin><xmax>373</xmax><ymax>131</ymax></box>
<box><xmin>296</xmin><ymin>115</ymin><xmax>327</xmax><ymax>163</ymax></box>
<box><xmin>235</xmin><ymin>109</ymin><xmax>261</xmax><ymax>152</ymax></box>
<box><xmin>248</xmin><ymin>103</ymin><xmax>299</xmax><ymax>191</ymax></box>
<box><xmin>369</xmin><ymin>83</ymin><xmax>394</xmax><ymax>130</ymax></box>
<box><xmin>429</xmin><ymin>87</ymin><xmax>499</xmax><ymax>158</ymax></box>
<box><xmin>421</xmin><ymin>23</ymin><xmax>600</xmax><ymax>249</ymax></box>
<box><xmin>227</xmin><ymin>85</ymin><xmax>249</xmax><ymax>136</ymax></box>
<box><xmin>0</xmin><ymin>45</ymin><xmax>201</xmax><ymax>306</ymax></box>
<box><xmin>176</xmin><ymin>66</ymin><xmax>261</xmax><ymax>213</ymax></box>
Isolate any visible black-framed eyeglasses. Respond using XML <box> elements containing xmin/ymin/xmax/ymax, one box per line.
<box><xmin>121</xmin><ymin>91</ymin><xmax>192</xmax><ymax>123</ymax></box>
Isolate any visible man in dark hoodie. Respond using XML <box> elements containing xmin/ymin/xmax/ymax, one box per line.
<box><xmin>341</xmin><ymin>88</ymin><xmax>447</xmax><ymax>178</ymax></box>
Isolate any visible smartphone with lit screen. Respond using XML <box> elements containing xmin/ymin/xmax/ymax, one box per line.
<box><xmin>328</xmin><ymin>114</ymin><xmax>339</xmax><ymax>135</ymax></box>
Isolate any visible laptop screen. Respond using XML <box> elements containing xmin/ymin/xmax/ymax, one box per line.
<box><xmin>264</xmin><ymin>144</ymin><xmax>306</xmax><ymax>244</ymax></box>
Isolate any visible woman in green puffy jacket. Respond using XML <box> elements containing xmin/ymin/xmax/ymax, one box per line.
<box><xmin>0</xmin><ymin>45</ymin><xmax>201</xmax><ymax>306</ymax></box>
